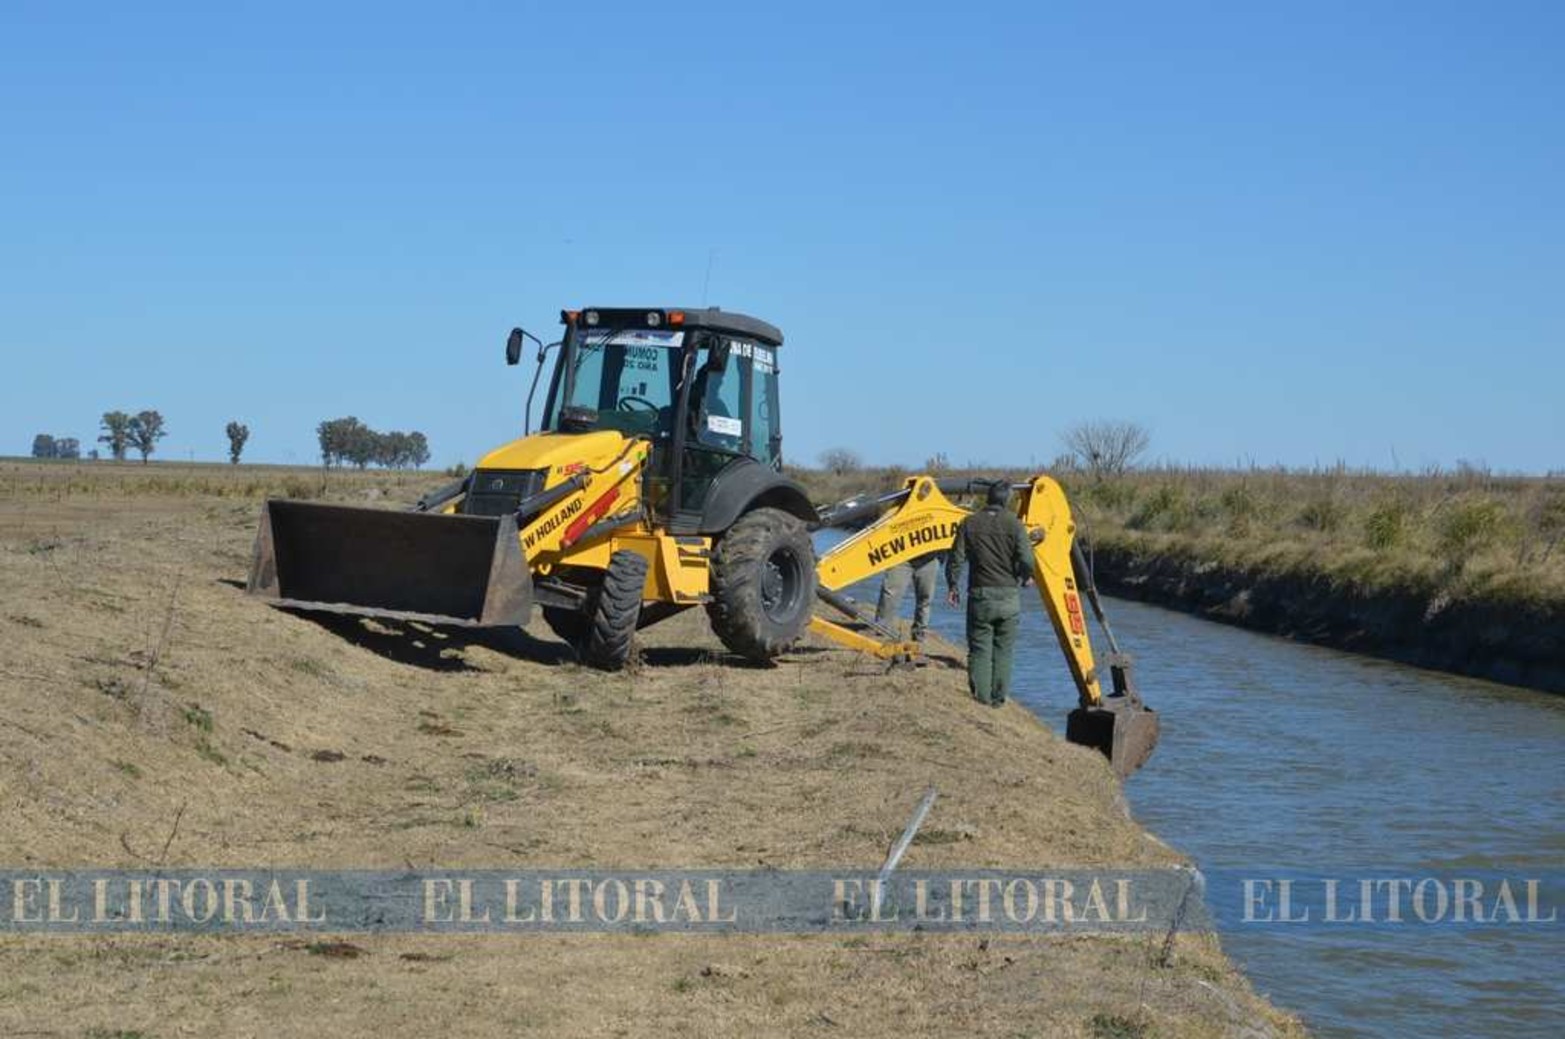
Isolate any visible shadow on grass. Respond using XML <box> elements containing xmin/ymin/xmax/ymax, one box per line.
<box><xmin>220</xmin><ymin>576</ymin><xmax>572</xmax><ymax>671</ymax></box>
<box><xmin>296</xmin><ymin>612</ymin><xmax>575</xmax><ymax>672</ymax></box>
<box><xmin>221</xmin><ymin>576</ymin><xmax>853</xmax><ymax>673</ymax></box>
<box><xmin>638</xmin><ymin>646</ymin><xmax>781</xmax><ymax>669</ymax></box>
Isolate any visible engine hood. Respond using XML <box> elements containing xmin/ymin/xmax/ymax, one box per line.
<box><xmin>475</xmin><ymin>430</ymin><xmax>637</xmax><ymax>477</ymax></box>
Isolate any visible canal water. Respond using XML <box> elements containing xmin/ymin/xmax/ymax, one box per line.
<box><xmin>838</xmin><ymin>562</ymin><xmax>1565</xmax><ymax>1038</ymax></box>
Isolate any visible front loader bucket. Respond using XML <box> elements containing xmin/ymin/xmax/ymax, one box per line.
<box><xmin>247</xmin><ymin>500</ymin><xmax>532</xmax><ymax>627</ymax></box>
<box><xmin>1065</xmin><ymin>655</ymin><xmax>1160</xmax><ymax>778</ymax></box>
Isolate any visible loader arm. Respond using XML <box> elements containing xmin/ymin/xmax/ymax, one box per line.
<box><xmin>247</xmin><ymin>437</ymin><xmax>656</xmax><ymax>629</ymax></box>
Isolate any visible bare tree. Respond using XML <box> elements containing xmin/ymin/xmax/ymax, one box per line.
<box><xmin>819</xmin><ymin>447</ymin><xmax>862</xmax><ymax>475</ymax></box>
<box><xmin>226</xmin><ymin>421</ymin><xmax>250</xmax><ymax>465</ymax></box>
<box><xmin>1060</xmin><ymin>420</ymin><xmax>1150</xmax><ymax>478</ymax></box>
<box><xmin>128</xmin><ymin>410</ymin><xmax>167</xmax><ymax>464</ymax></box>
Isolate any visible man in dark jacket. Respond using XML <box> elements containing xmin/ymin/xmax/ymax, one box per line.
<box><xmin>945</xmin><ymin>482</ymin><xmax>1034</xmax><ymax>706</ymax></box>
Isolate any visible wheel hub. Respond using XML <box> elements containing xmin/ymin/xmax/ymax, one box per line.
<box><xmin>761</xmin><ymin>548</ymin><xmax>800</xmax><ymax>619</ymax></box>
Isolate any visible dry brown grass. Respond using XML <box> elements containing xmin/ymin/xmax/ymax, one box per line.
<box><xmin>0</xmin><ymin>462</ymin><xmax>1304</xmax><ymax>1038</ymax></box>
<box><xmin>0</xmin><ymin>457</ymin><xmax>438</xmax><ymax>505</ymax></box>
<box><xmin>795</xmin><ymin>461</ymin><xmax>1565</xmax><ymax>608</ymax></box>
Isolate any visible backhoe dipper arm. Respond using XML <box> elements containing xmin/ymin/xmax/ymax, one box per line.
<box><xmin>1013</xmin><ymin>475</ymin><xmax>1160</xmax><ymax>775</ymax></box>
<box><xmin>1013</xmin><ymin>475</ymin><xmax>1103</xmax><ymax>709</ymax></box>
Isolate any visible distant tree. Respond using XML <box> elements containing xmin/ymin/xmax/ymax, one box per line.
<box><xmin>99</xmin><ymin>411</ymin><xmax>133</xmax><ymax>461</ymax></box>
<box><xmin>128</xmin><ymin>410</ymin><xmax>167</xmax><ymax>464</ymax></box>
<box><xmin>89</xmin><ymin>448</ymin><xmax>100</xmax><ymax>461</ymax></box>
<box><xmin>819</xmin><ymin>447</ymin><xmax>862</xmax><ymax>475</ymax></box>
<box><xmin>343</xmin><ymin>421</ymin><xmax>378</xmax><ymax>469</ymax></box>
<box><xmin>923</xmin><ymin>451</ymin><xmax>950</xmax><ymax>473</ymax></box>
<box><xmin>374</xmin><ymin>431</ymin><xmax>406</xmax><ymax>469</ymax></box>
<box><xmin>226</xmin><ymin>421</ymin><xmax>250</xmax><ymax>465</ymax></box>
<box><xmin>372</xmin><ymin>430</ymin><xmax>430</xmax><ymax>469</ymax></box>
<box><xmin>55</xmin><ymin>437</ymin><xmax>81</xmax><ymax>459</ymax></box>
<box><xmin>316</xmin><ymin>419</ymin><xmax>339</xmax><ymax>466</ymax></box>
<box><xmin>407</xmin><ymin>431</ymin><xmax>430</xmax><ymax>469</ymax></box>
<box><xmin>317</xmin><ymin>417</ymin><xmax>365</xmax><ymax>467</ymax></box>
<box><xmin>1060</xmin><ymin>420</ymin><xmax>1151</xmax><ymax>479</ymax></box>
<box><xmin>316</xmin><ymin>418</ymin><xmax>430</xmax><ymax>470</ymax></box>
<box><xmin>31</xmin><ymin>434</ymin><xmax>56</xmax><ymax>459</ymax></box>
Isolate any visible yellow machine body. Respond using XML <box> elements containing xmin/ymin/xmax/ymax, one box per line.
<box><xmin>473</xmin><ymin>430</ymin><xmax>711</xmax><ymax>605</ymax></box>
<box><xmin>246</xmin><ymin>304</ymin><xmax>1156</xmax><ymax>774</ymax></box>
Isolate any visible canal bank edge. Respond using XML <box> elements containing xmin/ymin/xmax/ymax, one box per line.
<box><xmin>1089</xmin><ymin>539</ymin><xmax>1565</xmax><ymax>694</ymax></box>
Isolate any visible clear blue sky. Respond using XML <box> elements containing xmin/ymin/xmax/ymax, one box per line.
<box><xmin>2</xmin><ymin>1</ymin><xmax>1561</xmax><ymax>473</ymax></box>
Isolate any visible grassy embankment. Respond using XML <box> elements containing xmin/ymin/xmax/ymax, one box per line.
<box><xmin>0</xmin><ymin>459</ymin><xmax>1303</xmax><ymax>1038</ymax></box>
<box><xmin>794</xmin><ymin>462</ymin><xmax>1565</xmax><ymax>689</ymax></box>
<box><xmin>795</xmin><ymin>463</ymin><xmax>1565</xmax><ymax>605</ymax></box>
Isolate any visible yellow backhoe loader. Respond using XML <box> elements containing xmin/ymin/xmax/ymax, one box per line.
<box><xmin>247</xmin><ymin>306</ymin><xmax>1157</xmax><ymax>775</ymax></box>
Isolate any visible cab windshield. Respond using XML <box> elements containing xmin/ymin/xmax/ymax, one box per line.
<box><xmin>544</xmin><ymin>324</ymin><xmax>781</xmax><ymax>469</ymax></box>
<box><xmin>550</xmin><ymin>328</ymin><xmax>686</xmax><ymax>436</ymax></box>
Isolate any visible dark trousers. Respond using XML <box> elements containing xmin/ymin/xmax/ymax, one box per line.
<box><xmin>965</xmin><ymin>586</ymin><xmax>1020</xmax><ymax>704</ymax></box>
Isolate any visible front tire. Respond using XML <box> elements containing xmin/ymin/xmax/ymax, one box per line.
<box><xmin>706</xmin><ymin>507</ymin><xmax>817</xmax><ymax>663</ymax></box>
<box><xmin>581</xmin><ymin>550</ymin><xmax>648</xmax><ymax>671</ymax></box>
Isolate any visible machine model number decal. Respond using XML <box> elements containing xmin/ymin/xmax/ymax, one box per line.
<box><xmin>1064</xmin><ymin>592</ymin><xmax>1085</xmax><ymax>635</ymax></box>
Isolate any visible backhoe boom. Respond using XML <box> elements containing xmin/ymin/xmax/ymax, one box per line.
<box><xmin>811</xmin><ymin>474</ymin><xmax>1159</xmax><ymax>776</ymax></box>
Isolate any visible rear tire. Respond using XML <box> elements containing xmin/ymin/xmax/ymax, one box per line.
<box><xmin>706</xmin><ymin>507</ymin><xmax>816</xmax><ymax>663</ymax></box>
<box><xmin>581</xmin><ymin>550</ymin><xmax>648</xmax><ymax>671</ymax></box>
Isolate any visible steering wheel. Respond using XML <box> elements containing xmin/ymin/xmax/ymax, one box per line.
<box><xmin>617</xmin><ymin>395</ymin><xmax>659</xmax><ymax>413</ymax></box>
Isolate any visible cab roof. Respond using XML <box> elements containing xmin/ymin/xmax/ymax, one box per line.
<box><xmin>568</xmin><ymin>307</ymin><xmax>783</xmax><ymax>347</ymax></box>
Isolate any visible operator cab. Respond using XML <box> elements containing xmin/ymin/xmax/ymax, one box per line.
<box><xmin>533</xmin><ymin>307</ymin><xmax>785</xmax><ymax>523</ymax></box>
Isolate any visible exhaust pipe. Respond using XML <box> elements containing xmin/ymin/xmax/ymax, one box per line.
<box><xmin>247</xmin><ymin>500</ymin><xmax>533</xmax><ymax>627</ymax></box>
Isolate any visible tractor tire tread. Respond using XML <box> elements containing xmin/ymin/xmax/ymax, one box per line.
<box><xmin>582</xmin><ymin>550</ymin><xmax>647</xmax><ymax>671</ymax></box>
<box><xmin>706</xmin><ymin>507</ymin><xmax>816</xmax><ymax>662</ymax></box>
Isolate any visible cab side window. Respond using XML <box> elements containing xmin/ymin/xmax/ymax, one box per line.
<box><xmin>749</xmin><ymin>345</ymin><xmax>780</xmax><ymax>468</ymax></box>
<box><xmin>693</xmin><ymin>343</ymin><xmax>745</xmax><ymax>453</ymax></box>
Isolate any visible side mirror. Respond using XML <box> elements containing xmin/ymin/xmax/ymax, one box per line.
<box><xmin>704</xmin><ymin>336</ymin><xmax>732</xmax><ymax>374</ymax></box>
<box><xmin>506</xmin><ymin>328</ymin><xmax>526</xmax><ymax>366</ymax></box>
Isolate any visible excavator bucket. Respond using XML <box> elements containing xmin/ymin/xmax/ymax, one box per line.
<box><xmin>1066</xmin><ymin>655</ymin><xmax>1160</xmax><ymax>778</ymax></box>
<box><xmin>247</xmin><ymin>500</ymin><xmax>533</xmax><ymax>627</ymax></box>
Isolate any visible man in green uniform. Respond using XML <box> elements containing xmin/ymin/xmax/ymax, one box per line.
<box><xmin>945</xmin><ymin>482</ymin><xmax>1034</xmax><ymax>707</ymax></box>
